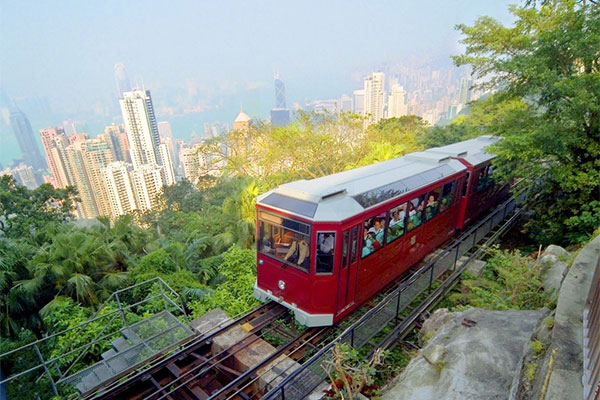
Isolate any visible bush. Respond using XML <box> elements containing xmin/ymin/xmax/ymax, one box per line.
<box><xmin>449</xmin><ymin>246</ymin><xmax>549</xmax><ymax>310</ymax></box>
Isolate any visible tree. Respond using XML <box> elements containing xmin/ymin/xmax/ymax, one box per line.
<box><xmin>0</xmin><ymin>176</ymin><xmax>78</xmax><ymax>239</ymax></box>
<box><xmin>453</xmin><ymin>0</ymin><xmax>600</xmax><ymax>244</ymax></box>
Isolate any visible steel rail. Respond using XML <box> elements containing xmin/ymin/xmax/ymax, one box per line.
<box><xmin>91</xmin><ymin>301</ymin><xmax>280</xmax><ymax>399</ymax></box>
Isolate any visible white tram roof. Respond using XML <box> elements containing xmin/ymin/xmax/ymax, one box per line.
<box><xmin>258</xmin><ymin>136</ymin><xmax>500</xmax><ymax>223</ymax></box>
<box><xmin>425</xmin><ymin>135</ymin><xmax>500</xmax><ymax>166</ymax></box>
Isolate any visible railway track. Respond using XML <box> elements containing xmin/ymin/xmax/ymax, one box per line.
<box><xmin>92</xmin><ymin>193</ymin><xmax>524</xmax><ymax>400</ymax></box>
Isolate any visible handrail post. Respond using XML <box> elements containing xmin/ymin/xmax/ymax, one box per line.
<box><xmin>115</xmin><ymin>293</ymin><xmax>128</xmax><ymax>328</ymax></box>
<box><xmin>428</xmin><ymin>263</ymin><xmax>435</xmax><ymax>294</ymax></box>
<box><xmin>395</xmin><ymin>291</ymin><xmax>402</xmax><ymax>325</ymax></box>
<box><xmin>33</xmin><ymin>344</ymin><xmax>58</xmax><ymax>397</ymax></box>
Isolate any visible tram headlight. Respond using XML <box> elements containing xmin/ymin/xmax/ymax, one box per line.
<box><xmin>278</xmin><ymin>280</ymin><xmax>286</xmax><ymax>290</ymax></box>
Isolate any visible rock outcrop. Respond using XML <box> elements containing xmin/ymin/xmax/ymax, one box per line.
<box><xmin>514</xmin><ymin>235</ymin><xmax>600</xmax><ymax>400</ymax></box>
<box><xmin>381</xmin><ymin>307</ymin><xmax>546</xmax><ymax>400</ymax></box>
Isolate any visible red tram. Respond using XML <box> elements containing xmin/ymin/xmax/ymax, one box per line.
<box><xmin>254</xmin><ymin>136</ymin><xmax>507</xmax><ymax>326</ymax></box>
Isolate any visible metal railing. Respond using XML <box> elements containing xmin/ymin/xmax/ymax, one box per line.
<box><xmin>584</xmin><ymin>252</ymin><xmax>600</xmax><ymax>400</ymax></box>
<box><xmin>263</xmin><ymin>192</ymin><xmax>524</xmax><ymax>400</ymax></box>
<box><xmin>0</xmin><ymin>277</ymin><xmax>190</xmax><ymax>399</ymax></box>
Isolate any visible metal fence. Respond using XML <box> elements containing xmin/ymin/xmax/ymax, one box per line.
<box><xmin>584</xmin><ymin>253</ymin><xmax>600</xmax><ymax>400</ymax></box>
<box><xmin>0</xmin><ymin>277</ymin><xmax>191</xmax><ymax>399</ymax></box>
<box><xmin>263</xmin><ymin>194</ymin><xmax>522</xmax><ymax>400</ymax></box>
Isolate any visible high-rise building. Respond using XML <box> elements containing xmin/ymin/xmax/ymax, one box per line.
<box><xmin>458</xmin><ymin>77</ymin><xmax>473</xmax><ymax>104</ymax></box>
<box><xmin>131</xmin><ymin>164</ymin><xmax>164</xmax><ymax>212</ymax></box>
<box><xmin>339</xmin><ymin>95</ymin><xmax>353</xmax><ymax>112</ymax></box>
<box><xmin>271</xmin><ymin>74</ymin><xmax>291</xmax><ymax>127</ymax></box>
<box><xmin>353</xmin><ymin>89</ymin><xmax>365</xmax><ymax>115</ymax></box>
<box><xmin>9</xmin><ymin>108</ymin><xmax>45</xmax><ymax>170</ymax></box>
<box><xmin>363</xmin><ymin>72</ymin><xmax>385</xmax><ymax>125</ymax></box>
<box><xmin>62</xmin><ymin>137</ymin><xmax>98</xmax><ymax>219</ymax></box>
<box><xmin>102</xmin><ymin>124</ymin><xmax>127</xmax><ymax>162</ymax></box>
<box><xmin>119</xmin><ymin>89</ymin><xmax>162</xmax><ymax>169</ymax></box>
<box><xmin>1</xmin><ymin>163</ymin><xmax>39</xmax><ymax>190</ymax></box>
<box><xmin>387</xmin><ymin>84</ymin><xmax>407</xmax><ymax>119</ymax></box>
<box><xmin>78</xmin><ymin>136</ymin><xmax>116</xmax><ymax>217</ymax></box>
<box><xmin>274</xmin><ymin>74</ymin><xmax>287</xmax><ymax>109</ymax></box>
<box><xmin>114</xmin><ymin>63</ymin><xmax>131</xmax><ymax>98</ymax></box>
<box><xmin>157</xmin><ymin>121</ymin><xmax>173</xmax><ymax>140</ymax></box>
<box><xmin>103</xmin><ymin>162</ymin><xmax>137</xmax><ymax>218</ymax></box>
<box><xmin>158</xmin><ymin>143</ymin><xmax>176</xmax><ymax>186</ymax></box>
<box><xmin>40</xmin><ymin>127</ymin><xmax>70</xmax><ymax>188</ymax></box>
<box><xmin>62</xmin><ymin>119</ymin><xmax>77</xmax><ymax>136</ymax></box>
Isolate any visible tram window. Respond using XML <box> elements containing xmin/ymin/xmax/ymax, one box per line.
<box><xmin>462</xmin><ymin>172</ymin><xmax>471</xmax><ymax>197</ymax></box>
<box><xmin>439</xmin><ymin>181</ymin><xmax>456</xmax><ymax>212</ymax></box>
<box><xmin>316</xmin><ymin>232</ymin><xmax>335</xmax><ymax>274</ymax></box>
<box><xmin>362</xmin><ymin>212</ymin><xmax>387</xmax><ymax>258</ymax></box>
<box><xmin>407</xmin><ymin>195</ymin><xmax>425</xmax><ymax>231</ymax></box>
<box><xmin>424</xmin><ymin>187</ymin><xmax>442</xmax><ymax>222</ymax></box>
<box><xmin>350</xmin><ymin>226</ymin><xmax>359</xmax><ymax>263</ymax></box>
<box><xmin>476</xmin><ymin>168</ymin><xmax>487</xmax><ymax>192</ymax></box>
<box><xmin>387</xmin><ymin>203</ymin><xmax>407</xmax><ymax>243</ymax></box>
<box><xmin>258</xmin><ymin>212</ymin><xmax>311</xmax><ymax>273</ymax></box>
<box><xmin>342</xmin><ymin>230</ymin><xmax>349</xmax><ymax>269</ymax></box>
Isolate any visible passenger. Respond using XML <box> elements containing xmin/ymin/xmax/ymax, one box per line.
<box><xmin>373</xmin><ymin>218</ymin><xmax>385</xmax><ymax>244</ymax></box>
<box><xmin>388</xmin><ymin>209</ymin><xmax>405</xmax><ymax>242</ymax></box>
<box><xmin>409</xmin><ymin>200</ymin><xmax>422</xmax><ymax>228</ymax></box>
<box><xmin>362</xmin><ymin>228</ymin><xmax>374</xmax><ymax>257</ymax></box>
<box><xmin>425</xmin><ymin>194</ymin><xmax>438</xmax><ymax>220</ymax></box>
<box><xmin>319</xmin><ymin>233</ymin><xmax>334</xmax><ymax>253</ymax></box>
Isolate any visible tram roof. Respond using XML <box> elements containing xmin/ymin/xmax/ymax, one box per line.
<box><xmin>257</xmin><ymin>136</ymin><xmax>500</xmax><ymax>222</ymax></box>
<box><xmin>425</xmin><ymin>135</ymin><xmax>500</xmax><ymax>166</ymax></box>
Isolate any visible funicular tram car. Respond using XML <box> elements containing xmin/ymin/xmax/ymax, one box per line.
<box><xmin>254</xmin><ymin>136</ymin><xmax>508</xmax><ymax>327</ymax></box>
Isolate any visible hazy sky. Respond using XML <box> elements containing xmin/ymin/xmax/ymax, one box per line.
<box><xmin>1</xmin><ymin>1</ymin><xmax>514</xmax><ymax>111</ymax></box>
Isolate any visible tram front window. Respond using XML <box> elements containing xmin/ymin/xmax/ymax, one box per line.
<box><xmin>258</xmin><ymin>212</ymin><xmax>311</xmax><ymax>273</ymax></box>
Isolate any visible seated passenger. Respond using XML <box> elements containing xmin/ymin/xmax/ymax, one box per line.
<box><xmin>409</xmin><ymin>202</ymin><xmax>422</xmax><ymax>228</ymax></box>
<box><xmin>373</xmin><ymin>219</ymin><xmax>385</xmax><ymax>244</ymax></box>
<box><xmin>362</xmin><ymin>230</ymin><xmax>374</xmax><ymax>257</ymax></box>
<box><xmin>388</xmin><ymin>210</ymin><xmax>404</xmax><ymax>242</ymax></box>
<box><xmin>439</xmin><ymin>195</ymin><xmax>451</xmax><ymax>211</ymax></box>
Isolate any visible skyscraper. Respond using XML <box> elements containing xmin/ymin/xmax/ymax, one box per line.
<box><xmin>353</xmin><ymin>89</ymin><xmax>365</xmax><ymax>115</ymax></box>
<box><xmin>270</xmin><ymin>73</ymin><xmax>291</xmax><ymax>127</ymax></box>
<box><xmin>158</xmin><ymin>142</ymin><xmax>176</xmax><ymax>186</ymax></box>
<box><xmin>114</xmin><ymin>63</ymin><xmax>131</xmax><ymax>98</ymax></box>
<box><xmin>119</xmin><ymin>89</ymin><xmax>162</xmax><ymax>169</ymax></box>
<box><xmin>363</xmin><ymin>72</ymin><xmax>385</xmax><ymax>125</ymax></box>
<box><xmin>387</xmin><ymin>84</ymin><xmax>407</xmax><ymax>119</ymax></box>
<box><xmin>131</xmin><ymin>164</ymin><xmax>164</xmax><ymax>212</ymax></box>
<box><xmin>78</xmin><ymin>136</ymin><xmax>116</xmax><ymax>217</ymax></box>
<box><xmin>103</xmin><ymin>162</ymin><xmax>137</xmax><ymax>218</ymax></box>
<box><xmin>1</xmin><ymin>163</ymin><xmax>39</xmax><ymax>190</ymax></box>
<box><xmin>10</xmin><ymin>108</ymin><xmax>45</xmax><ymax>170</ymax></box>
<box><xmin>458</xmin><ymin>77</ymin><xmax>473</xmax><ymax>105</ymax></box>
<box><xmin>274</xmin><ymin>74</ymin><xmax>287</xmax><ymax>108</ymax></box>
<box><xmin>157</xmin><ymin>121</ymin><xmax>173</xmax><ymax>140</ymax></box>
<box><xmin>40</xmin><ymin>127</ymin><xmax>70</xmax><ymax>188</ymax></box>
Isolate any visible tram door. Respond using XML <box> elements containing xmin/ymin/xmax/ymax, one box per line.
<box><xmin>336</xmin><ymin>225</ymin><xmax>359</xmax><ymax>314</ymax></box>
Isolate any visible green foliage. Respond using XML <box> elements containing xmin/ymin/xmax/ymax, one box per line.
<box><xmin>190</xmin><ymin>246</ymin><xmax>259</xmax><ymax>317</ymax></box>
<box><xmin>526</xmin><ymin>361</ymin><xmax>537</xmax><ymax>381</ymax></box>
<box><xmin>453</xmin><ymin>0</ymin><xmax>600</xmax><ymax>245</ymax></box>
<box><xmin>449</xmin><ymin>247</ymin><xmax>549</xmax><ymax>310</ymax></box>
<box><xmin>0</xmin><ymin>175</ymin><xmax>78</xmax><ymax>239</ymax></box>
<box><xmin>531</xmin><ymin>339</ymin><xmax>544</xmax><ymax>355</ymax></box>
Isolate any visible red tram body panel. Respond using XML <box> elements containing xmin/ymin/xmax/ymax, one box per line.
<box><xmin>254</xmin><ymin>136</ymin><xmax>505</xmax><ymax>326</ymax></box>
